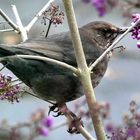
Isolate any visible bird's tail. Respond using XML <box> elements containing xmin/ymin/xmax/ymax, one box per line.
<box><xmin>0</xmin><ymin>45</ymin><xmax>16</xmax><ymax>57</ymax></box>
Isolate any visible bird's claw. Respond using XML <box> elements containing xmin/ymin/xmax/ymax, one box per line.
<box><xmin>48</xmin><ymin>104</ymin><xmax>84</xmax><ymax>134</ymax></box>
<box><xmin>48</xmin><ymin>104</ymin><xmax>58</xmax><ymax>115</ymax></box>
<box><xmin>67</xmin><ymin>116</ymin><xmax>83</xmax><ymax>134</ymax></box>
<box><xmin>48</xmin><ymin>104</ymin><xmax>64</xmax><ymax>117</ymax></box>
<box><xmin>67</xmin><ymin>128</ymin><xmax>80</xmax><ymax>134</ymax></box>
<box><xmin>53</xmin><ymin>111</ymin><xmax>64</xmax><ymax>117</ymax></box>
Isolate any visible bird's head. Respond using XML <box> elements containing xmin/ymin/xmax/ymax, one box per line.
<box><xmin>81</xmin><ymin>21</ymin><xmax>124</xmax><ymax>49</ymax></box>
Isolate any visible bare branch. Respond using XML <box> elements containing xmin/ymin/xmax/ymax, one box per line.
<box><xmin>0</xmin><ymin>54</ymin><xmax>78</xmax><ymax>74</ymax></box>
<box><xmin>89</xmin><ymin>19</ymin><xmax>140</xmax><ymax>71</ymax></box>
<box><xmin>62</xmin><ymin>0</ymin><xmax>106</xmax><ymax>140</ymax></box>
<box><xmin>0</xmin><ymin>0</ymin><xmax>55</xmax><ymax>40</ymax></box>
<box><xmin>0</xmin><ymin>28</ymin><xmax>14</xmax><ymax>32</ymax></box>
<box><xmin>50</xmin><ymin>121</ymin><xmax>67</xmax><ymax>130</ymax></box>
<box><xmin>0</xmin><ymin>9</ymin><xmax>19</xmax><ymax>32</ymax></box>
<box><xmin>26</xmin><ymin>0</ymin><xmax>54</xmax><ymax>32</ymax></box>
<box><xmin>64</xmin><ymin>111</ymin><xmax>96</xmax><ymax>140</ymax></box>
<box><xmin>62</xmin><ymin>1</ymin><xmax>87</xmax><ymax>71</ymax></box>
<box><xmin>78</xmin><ymin>125</ymin><xmax>96</xmax><ymax>140</ymax></box>
<box><xmin>11</xmin><ymin>5</ymin><xmax>28</xmax><ymax>42</ymax></box>
<box><xmin>0</xmin><ymin>0</ymin><xmax>54</xmax><ymax>40</ymax></box>
<box><xmin>17</xmin><ymin>54</ymin><xmax>78</xmax><ymax>74</ymax></box>
<box><xmin>24</xmin><ymin>90</ymin><xmax>56</xmax><ymax>105</ymax></box>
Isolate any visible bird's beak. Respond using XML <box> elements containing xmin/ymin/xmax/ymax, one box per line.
<box><xmin>119</xmin><ymin>20</ymin><xmax>140</xmax><ymax>34</ymax></box>
<box><xmin>118</xmin><ymin>27</ymin><xmax>131</xmax><ymax>34</ymax></box>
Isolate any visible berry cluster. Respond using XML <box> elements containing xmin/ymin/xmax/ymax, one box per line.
<box><xmin>131</xmin><ymin>13</ymin><xmax>140</xmax><ymax>48</ymax></box>
<box><xmin>82</xmin><ymin>0</ymin><xmax>118</xmax><ymax>17</ymax></box>
<box><xmin>30</xmin><ymin>109</ymin><xmax>54</xmax><ymax>137</ymax></box>
<box><xmin>38</xmin><ymin>116</ymin><xmax>54</xmax><ymax>136</ymax></box>
<box><xmin>42</xmin><ymin>3</ymin><xmax>64</xmax><ymax>25</ymax></box>
<box><xmin>106</xmin><ymin>101</ymin><xmax>140</xmax><ymax>140</ymax></box>
<box><xmin>0</xmin><ymin>73</ymin><xmax>20</xmax><ymax>103</ymax></box>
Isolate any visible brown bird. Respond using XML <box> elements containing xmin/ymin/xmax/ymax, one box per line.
<box><xmin>0</xmin><ymin>21</ymin><xmax>124</xmax><ymax>105</ymax></box>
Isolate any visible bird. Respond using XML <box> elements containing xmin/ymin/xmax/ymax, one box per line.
<box><xmin>0</xmin><ymin>21</ymin><xmax>124</xmax><ymax>105</ymax></box>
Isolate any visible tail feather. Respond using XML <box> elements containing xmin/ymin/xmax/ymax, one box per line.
<box><xmin>0</xmin><ymin>45</ymin><xmax>16</xmax><ymax>57</ymax></box>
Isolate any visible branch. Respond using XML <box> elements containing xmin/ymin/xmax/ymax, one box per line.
<box><xmin>26</xmin><ymin>0</ymin><xmax>54</xmax><ymax>32</ymax></box>
<box><xmin>64</xmin><ymin>108</ymin><xmax>96</xmax><ymax>140</ymax></box>
<box><xmin>0</xmin><ymin>29</ymin><xmax>14</xmax><ymax>32</ymax></box>
<box><xmin>62</xmin><ymin>1</ymin><xmax>87</xmax><ymax>71</ymax></box>
<box><xmin>11</xmin><ymin>5</ymin><xmax>28</xmax><ymax>42</ymax></box>
<box><xmin>89</xmin><ymin>19</ymin><xmax>140</xmax><ymax>71</ymax></box>
<box><xmin>62</xmin><ymin>0</ymin><xmax>106</xmax><ymax>140</ymax></box>
<box><xmin>0</xmin><ymin>9</ymin><xmax>19</xmax><ymax>32</ymax></box>
<box><xmin>24</xmin><ymin>90</ymin><xmax>56</xmax><ymax>105</ymax></box>
<box><xmin>50</xmin><ymin>121</ymin><xmax>67</xmax><ymax>130</ymax></box>
<box><xmin>17</xmin><ymin>54</ymin><xmax>78</xmax><ymax>74</ymax></box>
<box><xmin>0</xmin><ymin>0</ymin><xmax>54</xmax><ymax>41</ymax></box>
<box><xmin>77</xmin><ymin>125</ymin><xmax>96</xmax><ymax>140</ymax></box>
<box><xmin>0</xmin><ymin>55</ymin><xmax>78</xmax><ymax>74</ymax></box>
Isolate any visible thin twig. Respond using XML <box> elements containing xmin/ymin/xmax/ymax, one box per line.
<box><xmin>0</xmin><ymin>55</ymin><xmax>78</xmax><ymax>74</ymax></box>
<box><xmin>11</xmin><ymin>78</ymin><xmax>21</xmax><ymax>83</ymax></box>
<box><xmin>0</xmin><ymin>9</ymin><xmax>19</xmax><ymax>32</ymax></box>
<box><xmin>45</xmin><ymin>20</ymin><xmax>52</xmax><ymax>38</ymax></box>
<box><xmin>15</xmin><ymin>55</ymin><xmax>78</xmax><ymax>74</ymax></box>
<box><xmin>24</xmin><ymin>90</ymin><xmax>55</xmax><ymax>105</ymax></box>
<box><xmin>89</xmin><ymin>19</ymin><xmax>140</xmax><ymax>71</ymax></box>
<box><xmin>12</xmin><ymin>81</ymin><xmax>23</xmax><ymax>86</ymax></box>
<box><xmin>77</xmin><ymin>125</ymin><xmax>96</xmax><ymax>140</ymax></box>
<box><xmin>11</xmin><ymin>5</ymin><xmax>28</xmax><ymax>42</ymax></box>
<box><xmin>26</xmin><ymin>0</ymin><xmax>54</xmax><ymax>32</ymax></box>
<box><xmin>50</xmin><ymin>121</ymin><xmax>67</xmax><ymax>130</ymax></box>
<box><xmin>0</xmin><ymin>29</ymin><xmax>14</xmax><ymax>32</ymax></box>
<box><xmin>0</xmin><ymin>65</ymin><xmax>6</xmax><ymax>71</ymax></box>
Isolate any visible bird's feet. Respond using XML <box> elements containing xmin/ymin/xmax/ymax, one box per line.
<box><xmin>48</xmin><ymin>103</ymin><xmax>64</xmax><ymax>117</ymax></box>
<box><xmin>67</xmin><ymin>112</ymin><xmax>83</xmax><ymax>134</ymax></box>
<box><xmin>48</xmin><ymin>103</ymin><xmax>83</xmax><ymax>134</ymax></box>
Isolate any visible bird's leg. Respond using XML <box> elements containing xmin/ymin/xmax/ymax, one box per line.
<box><xmin>57</xmin><ymin>104</ymin><xmax>83</xmax><ymax>134</ymax></box>
<box><xmin>48</xmin><ymin>103</ymin><xmax>83</xmax><ymax>134</ymax></box>
<box><xmin>66</xmin><ymin>112</ymin><xmax>83</xmax><ymax>134</ymax></box>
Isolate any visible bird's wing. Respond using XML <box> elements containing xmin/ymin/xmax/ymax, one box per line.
<box><xmin>16</xmin><ymin>31</ymin><xmax>77</xmax><ymax>66</ymax></box>
<box><xmin>0</xmin><ymin>32</ymin><xmax>77</xmax><ymax>87</ymax></box>
<box><xmin>0</xmin><ymin>29</ymin><xmax>104</xmax><ymax>67</ymax></box>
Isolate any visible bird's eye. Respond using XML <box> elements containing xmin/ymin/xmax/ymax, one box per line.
<box><xmin>101</xmin><ymin>28</ymin><xmax>111</xmax><ymax>34</ymax></box>
<box><xmin>106</xmin><ymin>32</ymin><xmax>112</xmax><ymax>38</ymax></box>
<box><xmin>101</xmin><ymin>28</ymin><xmax>108</xmax><ymax>33</ymax></box>
<box><xmin>101</xmin><ymin>29</ymin><xmax>112</xmax><ymax>38</ymax></box>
